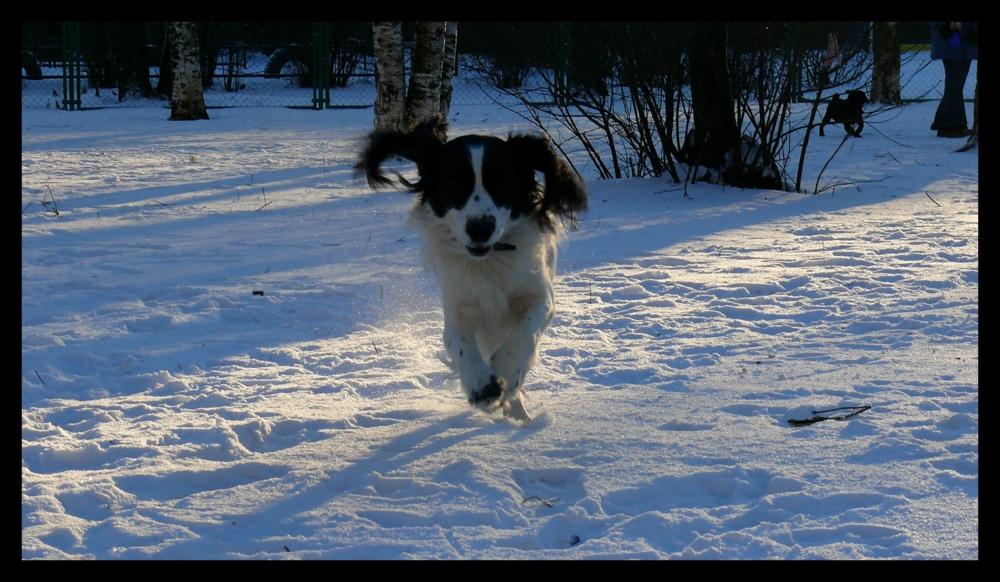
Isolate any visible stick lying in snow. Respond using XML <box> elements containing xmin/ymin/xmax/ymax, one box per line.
<box><xmin>787</xmin><ymin>405</ymin><xmax>871</xmax><ymax>427</ymax></box>
<box><xmin>523</xmin><ymin>495</ymin><xmax>559</xmax><ymax>507</ymax></box>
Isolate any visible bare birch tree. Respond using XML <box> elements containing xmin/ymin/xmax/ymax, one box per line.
<box><xmin>373</xmin><ymin>22</ymin><xmax>406</xmax><ymax>130</ymax></box>
<box><xmin>405</xmin><ymin>21</ymin><xmax>446</xmax><ymax>130</ymax></box>
<box><xmin>372</xmin><ymin>21</ymin><xmax>453</xmax><ymax>130</ymax></box>
<box><xmin>872</xmin><ymin>22</ymin><xmax>901</xmax><ymax>105</ymax></box>
<box><xmin>167</xmin><ymin>22</ymin><xmax>209</xmax><ymax>121</ymax></box>
<box><xmin>439</xmin><ymin>22</ymin><xmax>458</xmax><ymax>120</ymax></box>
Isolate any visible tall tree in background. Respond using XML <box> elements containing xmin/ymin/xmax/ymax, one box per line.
<box><xmin>373</xmin><ymin>22</ymin><xmax>406</xmax><ymax>130</ymax></box>
<box><xmin>81</xmin><ymin>23</ymin><xmax>154</xmax><ymax>102</ymax></box>
<box><xmin>168</xmin><ymin>22</ymin><xmax>209</xmax><ymax>121</ymax></box>
<box><xmin>112</xmin><ymin>23</ymin><xmax>154</xmax><ymax>101</ymax></box>
<box><xmin>439</xmin><ymin>22</ymin><xmax>458</xmax><ymax>121</ymax></box>
<box><xmin>405</xmin><ymin>21</ymin><xmax>446</xmax><ymax>130</ymax></box>
<box><xmin>872</xmin><ymin>22</ymin><xmax>902</xmax><ymax>105</ymax></box>
<box><xmin>372</xmin><ymin>22</ymin><xmax>455</xmax><ymax>131</ymax></box>
<box><xmin>687</xmin><ymin>22</ymin><xmax>738</xmax><ymax>173</ymax></box>
<box><xmin>156</xmin><ymin>23</ymin><xmax>174</xmax><ymax>97</ymax></box>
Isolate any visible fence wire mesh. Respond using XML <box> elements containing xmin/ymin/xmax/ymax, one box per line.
<box><xmin>22</xmin><ymin>23</ymin><xmax>976</xmax><ymax>111</ymax></box>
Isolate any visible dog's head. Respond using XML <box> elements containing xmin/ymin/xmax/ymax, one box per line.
<box><xmin>358</xmin><ymin>115</ymin><xmax>587</xmax><ymax>258</ymax></box>
<box><xmin>844</xmin><ymin>89</ymin><xmax>869</xmax><ymax>108</ymax></box>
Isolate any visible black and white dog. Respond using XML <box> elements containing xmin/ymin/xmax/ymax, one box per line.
<box><xmin>357</xmin><ymin>115</ymin><xmax>587</xmax><ymax>422</ymax></box>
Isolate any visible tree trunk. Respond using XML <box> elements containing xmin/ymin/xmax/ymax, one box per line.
<box><xmin>156</xmin><ymin>23</ymin><xmax>172</xmax><ymax>97</ymax></box>
<box><xmin>168</xmin><ymin>22</ymin><xmax>209</xmax><ymax>121</ymax></box>
<box><xmin>196</xmin><ymin>22</ymin><xmax>220</xmax><ymax>90</ymax></box>
<box><xmin>687</xmin><ymin>22</ymin><xmax>738</xmax><ymax>172</ymax></box>
<box><xmin>372</xmin><ymin>22</ymin><xmax>406</xmax><ymax>131</ymax></box>
<box><xmin>872</xmin><ymin>22</ymin><xmax>901</xmax><ymax>105</ymax></box>
<box><xmin>406</xmin><ymin>21</ymin><xmax>446</xmax><ymax>130</ymax></box>
<box><xmin>113</xmin><ymin>23</ymin><xmax>154</xmax><ymax>102</ymax></box>
<box><xmin>439</xmin><ymin>21</ymin><xmax>458</xmax><ymax>121</ymax></box>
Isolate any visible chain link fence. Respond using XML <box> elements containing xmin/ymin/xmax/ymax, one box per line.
<box><xmin>20</xmin><ymin>56</ymin><xmax>508</xmax><ymax>110</ymax></box>
<box><xmin>22</xmin><ymin>22</ymin><xmax>975</xmax><ymax>111</ymax></box>
<box><xmin>21</xmin><ymin>22</ymin><xmax>517</xmax><ymax>110</ymax></box>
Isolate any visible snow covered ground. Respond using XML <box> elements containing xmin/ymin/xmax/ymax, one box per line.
<box><xmin>22</xmin><ymin>98</ymin><xmax>977</xmax><ymax>559</ymax></box>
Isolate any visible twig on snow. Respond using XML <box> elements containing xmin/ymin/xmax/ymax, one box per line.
<box><xmin>255</xmin><ymin>188</ymin><xmax>271</xmax><ymax>212</ymax></box>
<box><xmin>815</xmin><ymin>175</ymin><xmax>891</xmax><ymax>196</ymax></box>
<box><xmin>925</xmin><ymin>191</ymin><xmax>941</xmax><ymax>207</ymax></box>
<box><xmin>523</xmin><ymin>495</ymin><xmax>559</xmax><ymax>507</ymax></box>
<box><xmin>813</xmin><ymin>134</ymin><xmax>850</xmax><ymax>195</ymax></box>
<box><xmin>787</xmin><ymin>405</ymin><xmax>871</xmax><ymax>427</ymax></box>
<box><xmin>42</xmin><ymin>185</ymin><xmax>60</xmax><ymax>217</ymax></box>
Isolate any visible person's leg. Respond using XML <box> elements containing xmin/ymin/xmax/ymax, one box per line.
<box><xmin>933</xmin><ymin>59</ymin><xmax>972</xmax><ymax>132</ymax></box>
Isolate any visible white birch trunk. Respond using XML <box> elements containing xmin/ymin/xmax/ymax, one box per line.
<box><xmin>405</xmin><ymin>22</ymin><xmax>446</xmax><ymax>130</ymax></box>
<box><xmin>168</xmin><ymin>22</ymin><xmax>209</xmax><ymax>121</ymax></box>
<box><xmin>439</xmin><ymin>22</ymin><xmax>458</xmax><ymax>121</ymax></box>
<box><xmin>373</xmin><ymin>22</ymin><xmax>406</xmax><ymax>131</ymax></box>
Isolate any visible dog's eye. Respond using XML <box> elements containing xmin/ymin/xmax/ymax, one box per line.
<box><xmin>446</xmin><ymin>177</ymin><xmax>473</xmax><ymax>205</ymax></box>
<box><xmin>482</xmin><ymin>171</ymin><xmax>512</xmax><ymax>198</ymax></box>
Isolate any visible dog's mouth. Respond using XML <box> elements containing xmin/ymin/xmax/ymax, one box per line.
<box><xmin>467</xmin><ymin>245</ymin><xmax>491</xmax><ymax>257</ymax></box>
<box><xmin>466</xmin><ymin>242</ymin><xmax>516</xmax><ymax>257</ymax></box>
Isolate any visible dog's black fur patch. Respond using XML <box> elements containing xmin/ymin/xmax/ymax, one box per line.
<box><xmin>357</xmin><ymin>114</ymin><xmax>587</xmax><ymax>232</ymax></box>
<box><xmin>819</xmin><ymin>90</ymin><xmax>869</xmax><ymax>137</ymax></box>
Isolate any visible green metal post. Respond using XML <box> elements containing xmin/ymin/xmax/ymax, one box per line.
<box><xmin>312</xmin><ymin>22</ymin><xmax>331</xmax><ymax>109</ymax></box>
<box><xmin>61</xmin><ymin>22</ymin><xmax>82</xmax><ymax>111</ymax></box>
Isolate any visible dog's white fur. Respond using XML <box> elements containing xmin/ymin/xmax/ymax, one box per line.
<box><xmin>410</xmin><ymin>196</ymin><xmax>557</xmax><ymax>411</ymax></box>
<box><xmin>357</xmin><ymin>115</ymin><xmax>586</xmax><ymax>420</ymax></box>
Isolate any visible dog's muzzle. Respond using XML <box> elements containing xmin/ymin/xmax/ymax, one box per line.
<box><xmin>465</xmin><ymin>216</ymin><xmax>499</xmax><ymax>257</ymax></box>
<box><xmin>466</xmin><ymin>241</ymin><xmax>517</xmax><ymax>257</ymax></box>
<box><xmin>465</xmin><ymin>216</ymin><xmax>496</xmax><ymax>244</ymax></box>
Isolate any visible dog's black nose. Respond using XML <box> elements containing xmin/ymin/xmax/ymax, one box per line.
<box><xmin>465</xmin><ymin>216</ymin><xmax>496</xmax><ymax>244</ymax></box>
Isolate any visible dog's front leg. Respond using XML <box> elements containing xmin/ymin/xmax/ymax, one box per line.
<box><xmin>490</xmin><ymin>295</ymin><xmax>554</xmax><ymax>395</ymax></box>
<box><xmin>443</xmin><ymin>313</ymin><xmax>504</xmax><ymax>409</ymax></box>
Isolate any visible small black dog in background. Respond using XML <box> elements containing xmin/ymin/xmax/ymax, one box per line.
<box><xmin>819</xmin><ymin>90</ymin><xmax>869</xmax><ymax>137</ymax></box>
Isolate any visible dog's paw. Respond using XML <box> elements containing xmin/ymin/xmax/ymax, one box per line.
<box><xmin>469</xmin><ymin>374</ymin><xmax>506</xmax><ymax>410</ymax></box>
<box><xmin>502</xmin><ymin>389</ymin><xmax>531</xmax><ymax>425</ymax></box>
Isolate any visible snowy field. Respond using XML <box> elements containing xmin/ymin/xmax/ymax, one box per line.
<box><xmin>22</xmin><ymin>98</ymin><xmax>977</xmax><ymax>559</ymax></box>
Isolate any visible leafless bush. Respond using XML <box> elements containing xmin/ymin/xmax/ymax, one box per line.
<box><xmin>477</xmin><ymin>23</ymin><xmax>688</xmax><ymax>182</ymax></box>
<box><xmin>477</xmin><ymin>22</ymin><xmax>915</xmax><ymax>193</ymax></box>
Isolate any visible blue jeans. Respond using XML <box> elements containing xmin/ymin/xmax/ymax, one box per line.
<box><xmin>932</xmin><ymin>59</ymin><xmax>972</xmax><ymax>131</ymax></box>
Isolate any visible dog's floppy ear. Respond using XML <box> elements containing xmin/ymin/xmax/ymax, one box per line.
<box><xmin>506</xmin><ymin>133</ymin><xmax>588</xmax><ymax>222</ymax></box>
<box><xmin>356</xmin><ymin>114</ymin><xmax>448</xmax><ymax>191</ymax></box>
